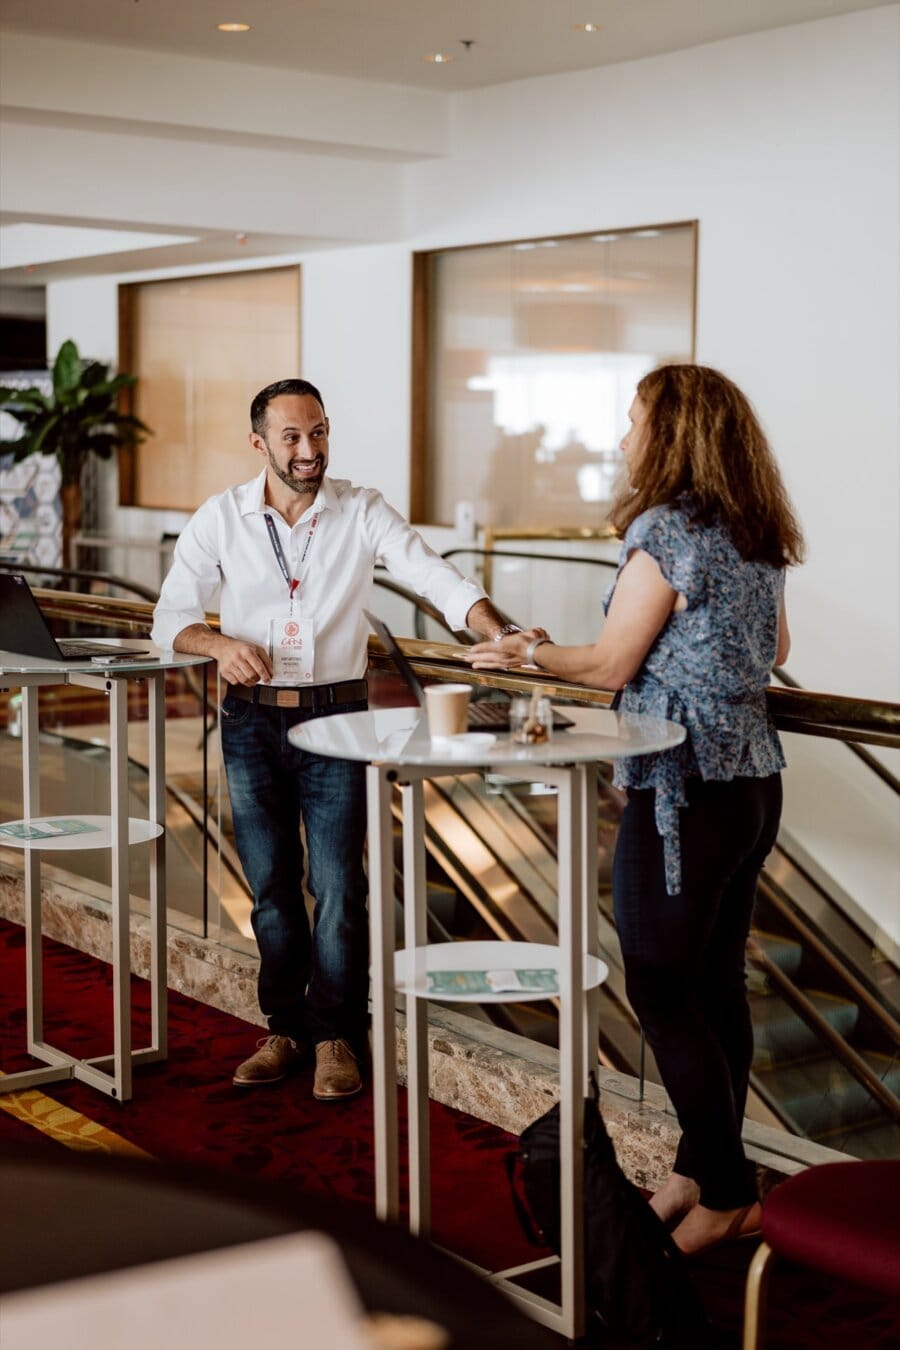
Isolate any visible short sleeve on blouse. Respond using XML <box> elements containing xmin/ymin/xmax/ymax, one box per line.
<box><xmin>622</xmin><ymin>506</ymin><xmax>706</xmax><ymax>607</ymax></box>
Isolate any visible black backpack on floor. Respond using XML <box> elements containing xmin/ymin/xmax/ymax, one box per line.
<box><xmin>508</xmin><ymin>1079</ymin><xmax>711</xmax><ymax>1348</ymax></box>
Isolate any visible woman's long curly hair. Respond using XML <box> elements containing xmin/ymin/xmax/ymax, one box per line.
<box><xmin>609</xmin><ymin>364</ymin><xmax>805</xmax><ymax>568</ymax></box>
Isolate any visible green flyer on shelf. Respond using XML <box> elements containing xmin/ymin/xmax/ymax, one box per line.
<box><xmin>426</xmin><ymin>968</ymin><xmax>558</xmax><ymax>996</ymax></box>
<box><xmin>0</xmin><ymin>818</ymin><xmax>102</xmax><ymax>841</ymax></box>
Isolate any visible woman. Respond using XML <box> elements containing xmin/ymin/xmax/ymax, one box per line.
<box><xmin>467</xmin><ymin>364</ymin><xmax>804</xmax><ymax>1255</ymax></box>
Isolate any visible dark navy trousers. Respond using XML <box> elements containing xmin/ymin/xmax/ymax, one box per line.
<box><xmin>613</xmin><ymin>773</ymin><xmax>782</xmax><ymax>1210</ymax></box>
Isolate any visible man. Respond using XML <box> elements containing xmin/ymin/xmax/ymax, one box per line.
<box><xmin>152</xmin><ymin>378</ymin><xmax>516</xmax><ymax>1101</ymax></box>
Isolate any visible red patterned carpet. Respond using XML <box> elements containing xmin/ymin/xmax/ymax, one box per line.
<box><xmin>1</xmin><ymin>917</ymin><xmax>899</xmax><ymax>1348</ymax></box>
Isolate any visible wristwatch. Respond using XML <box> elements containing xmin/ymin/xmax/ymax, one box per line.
<box><xmin>493</xmin><ymin>623</ymin><xmax>523</xmax><ymax>641</ymax></box>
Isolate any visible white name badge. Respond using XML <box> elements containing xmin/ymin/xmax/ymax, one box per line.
<box><xmin>268</xmin><ymin>613</ymin><xmax>316</xmax><ymax>685</ymax></box>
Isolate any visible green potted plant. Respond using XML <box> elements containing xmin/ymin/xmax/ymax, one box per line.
<box><xmin>0</xmin><ymin>338</ymin><xmax>151</xmax><ymax>564</ymax></box>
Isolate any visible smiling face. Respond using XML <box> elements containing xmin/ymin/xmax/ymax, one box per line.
<box><xmin>251</xmin><ymin>393</ymin><xmax>329</xmax><ymax>498</ymax></box>
<box><xmin>619</xmin><ymin>394</ymin><xmax>648</xmax><ymax>480</ymax></box>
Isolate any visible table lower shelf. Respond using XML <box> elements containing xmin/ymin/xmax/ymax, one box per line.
<box><xmin>0</xmin><ymin>815</ymin><xmax>163</xmax><ymax>850</ymax></box>
<box><xmin>394</xmin><ymin>940</ymin><xmax>609</xmax><ymax>1003</ymax></box>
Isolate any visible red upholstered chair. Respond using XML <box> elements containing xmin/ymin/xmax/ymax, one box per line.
<box><xmin>743</xmin><ymin>1159</ymin><xmax>900</xmax><ymax>1349</ymax></box>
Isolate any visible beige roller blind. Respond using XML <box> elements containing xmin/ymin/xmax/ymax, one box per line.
<box><xmin>129</xmin><ymin>267</ymin><xmax>300</xmax><ymax>511</ymax></box>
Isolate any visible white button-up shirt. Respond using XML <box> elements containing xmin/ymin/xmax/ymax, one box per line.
<box><xmin>151</xmin><ymin>469</ymin><xmax>486</xmax><ymax>684</ymax></box>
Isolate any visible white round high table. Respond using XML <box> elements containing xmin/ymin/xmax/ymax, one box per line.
<box><xmin>290</xmin><ymin>703</ymin><xmax>685</xmax><ymax>1342</ymax></box>
<box><xmin>0</xmin><ymin>641</ymin><xmax>209</xmax><ymax>1102</ymax></box>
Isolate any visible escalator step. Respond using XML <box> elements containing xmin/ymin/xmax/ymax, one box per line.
<box><xmin>425</xmin><ymin>881</ymin><xmax>461</xmax><ymax>931</ymax></box>
<box><xmin>750</xmin><ymin>929</ymin><xmax>803</xmax><ymax>977</ymax></box>
<box><xmin>755</xmin><ymin>1050</ymin><xmax>900</xmax><ymax>1136</ymax></box>
<box><xmin>751</xmin><ymin>989</ymin><xmax>859</xmax><ymax>1069</ymax></box>
<box><xmin>825</xmin><ymin>1120</ymin><xmax>900</xmax><ymax>1160</ymax></box>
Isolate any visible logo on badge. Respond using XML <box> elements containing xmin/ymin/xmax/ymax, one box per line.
<box><xmin>284</xmin><ymin>622</ymin><xmax>300</xmax><ymax>637</ymax></box>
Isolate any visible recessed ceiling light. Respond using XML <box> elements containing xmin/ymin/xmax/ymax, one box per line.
<box><xmin>217</xmin><ymin>22</ymin><xmax>250</xmax><ymax>33</ymax></box>
<box><xmin>423</xmin><ymin>52</ymin><xmax>453</xmax><ymax>64</ymax></box>
<box><xmin>573</xmin><ymin>24</ymin><xmax>604</xmax><ymax>34</ymax></box>
<box><xmin>633</xmin><ymin>229</ymin><xmax>663</xmax><ymax>238</ymax></box>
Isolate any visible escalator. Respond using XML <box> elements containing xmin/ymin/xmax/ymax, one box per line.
<box><xmin>3</xmin><ymin>693</ymin><xmax>896</xmax><ymax>1158</ymax></box>
<box><xmin>401</xmin><ymin>763</ymin><xmax>900</xmax><ymax>1159</ymax></box>
<box><xmin>2</xmin><ymin>568</ymin><xmax>896</xmax><ymax>1160</ymax></box>
<box><xmin>749</xmin><ymin>845</ymin><xmax>900</xmax><ymax>1157</ymax></box>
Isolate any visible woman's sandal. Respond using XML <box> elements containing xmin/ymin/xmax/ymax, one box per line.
<box><xmin>673</xmin><ymin>1200</ymin><xmax>762</xmax><ymax>1255</ymax></box>
<box><xmin>727</xmin><ymin>1201</ymin><xmax>762</xmax><ymax>1241</ymax></box>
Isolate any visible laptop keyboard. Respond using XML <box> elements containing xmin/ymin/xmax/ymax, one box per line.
<box><xmin>56</xmin><ymin>640</ymin><xmax>139</xmax><ymax>658</ymax></box>
<box><xmin>467</xmin><ymin>700</ymin><xmax>575</xmax><ymax>731</ymax></box>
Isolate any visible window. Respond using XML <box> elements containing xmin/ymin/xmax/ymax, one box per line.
<box><xmin>412</xmin><ymin>225</ymin><xmax>696</xmax><ymax>528</ymax></box>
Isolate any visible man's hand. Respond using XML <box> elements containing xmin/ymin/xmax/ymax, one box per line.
<box><xmin>172</xmin><ymin>624</ymin><xmax>273</xmax><ymax>685</ymax></box>
<box><xmin>211</xmin><ymin>635</ymin><xmax>272</xmax><ymax>686</ymax></box>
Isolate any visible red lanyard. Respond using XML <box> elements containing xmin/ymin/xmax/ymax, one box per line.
<box><xmin>264</xmin><ymin>511</ymin><xmax>320</xmax><ymax>606</ymax></box>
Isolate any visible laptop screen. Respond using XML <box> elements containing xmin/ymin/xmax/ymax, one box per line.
<box><xmin>363</xmin><ymin>610</ymin><xmax>427</xmax><ymax>706</ymax></box>
<box><xmin>0</xmin><ymin>574</ymin><xmax>149</xmax><ymax>662</ymax></box>
<box><xmin>0</xmin><ymin>574</ymin><xmax>66</xmax><ymax>660</ymax></box>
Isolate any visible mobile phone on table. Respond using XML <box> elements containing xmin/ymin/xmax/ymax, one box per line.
<box><xmin>89</xmin><ymin>651</ymin><xmax>153</xmax><ymax>664</ymax></box>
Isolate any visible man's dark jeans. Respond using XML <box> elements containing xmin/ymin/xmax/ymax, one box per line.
<box><xmin>613</xmin><ymin>773</ymin><xmax>782</xmax><ymax>1211</ymax></box>
<box><xmin>220</xmin><ymin>691</ymin><xmax>369</xmax><ymax>1050</ymax></box>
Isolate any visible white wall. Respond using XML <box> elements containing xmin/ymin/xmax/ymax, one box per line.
<box><xmin>300</xmin><ymin>244</ymin><xmax>413</xmax><ymax>511</ymax></box>
<box><xmin>47</xmin><ymin>277</ymin><xmax>119</xmax><ymax>365</ymax></box>
<box><xmin>406</xmin><ymin>8</ymin><xmax>899</xmax><ymax>694</ymax></box>
<box><xmin>45</xmin><ymin>6</ymin><xmax>900</xmax><ymax>940</ymax></box>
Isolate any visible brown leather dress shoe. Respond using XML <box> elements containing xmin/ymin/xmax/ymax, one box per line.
<box><xmin>232</xmin><ymin>1034</ymin><xmax>304</xmax><ymax>1087</ymax></box>
<box><xmin>313</xmin><ymin>1038</ymin><xmax>362</xmax><ymax>1100</ymax></box>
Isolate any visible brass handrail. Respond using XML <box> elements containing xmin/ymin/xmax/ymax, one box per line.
<box><xmin>375</xmin><ymin>635</ymin><xmax>900</xmax><ymax>751</ymax></box>
<box><xmin>26</xmin><ymin>588</ymin><xmax>900</xmax><ymax>751</ymax></box>
<box><xmin>29</xmin><ymin>588</ymin><xmax>182</xmax><ymax>634</ymax></box>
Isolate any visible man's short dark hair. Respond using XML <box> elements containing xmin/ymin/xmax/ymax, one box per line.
<box><xmin>250</xmin><ymin>379</ymin><xmax>325</xmax><ymax>436</ymax></box>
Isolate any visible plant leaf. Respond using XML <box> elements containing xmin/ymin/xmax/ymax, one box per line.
<box><xmin>0</xmin><ymin>386</ymin><xmax>50</xmax><ymax>411</ymax></box>
<box><xmin>27</xmin><ymin>412</ymin><xmax>63</xmax><ymax>459</ymax></box>
<box><xmin>52</xmin><ymin>340</ymin><xmax>82</xmax><ymax>402</ymax></box>
<box><xmin>80</xmin><ymin>362</ymin><xmax>112</xmax><ymax>390</ymax></box>
<box><xmin>4</xmin><ymin>340</ymin><xmax>153</xmax><ymax>468</ymax></box>
<box><xmin>92</xmin><ymin>372</ymin><xmax>137</xmax><ymax>397</ymax></box>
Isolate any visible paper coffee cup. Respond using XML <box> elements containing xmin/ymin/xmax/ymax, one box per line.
<box><xmin>424</xmin><ymin>683</ymin><xmax>471</xmax><ymax>738</ymax></box>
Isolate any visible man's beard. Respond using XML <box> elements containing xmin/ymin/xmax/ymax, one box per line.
<box><xmin>267</xmin><ymin>448</ymin><xmax>323</xmax><ymax>495</ymax></box>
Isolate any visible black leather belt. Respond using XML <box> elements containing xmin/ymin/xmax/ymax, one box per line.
<box><xmin>226</xmin><ymin>678</ymin><xmax>368</xmax><ymax>711</ymax></box>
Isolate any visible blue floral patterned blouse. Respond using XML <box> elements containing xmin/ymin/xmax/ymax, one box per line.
<box><xmin>604</xmin><ymin>499</ymin><xmax>786</xmax><ymax>894</ymax></box>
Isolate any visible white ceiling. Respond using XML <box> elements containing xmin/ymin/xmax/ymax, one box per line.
<box><xmin>0</xmin><ymin>0</ymin><xmax>892</xmax><ymax>92</ymax></box>
<box><xmin>0</xmin><ymin>1</ymin><xmax>891</xmax><ymax>292</ymax></box>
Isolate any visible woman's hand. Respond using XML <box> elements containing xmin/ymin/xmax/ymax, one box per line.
<box><xmin>465</xmin><ymin>627</ymin><xmax>547</xmax><ymax>670</ymax></box>
<box><xmin>464</xmin><ymin>550</ymin><xmax>677</xmax><ymax>688</ymax></box>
